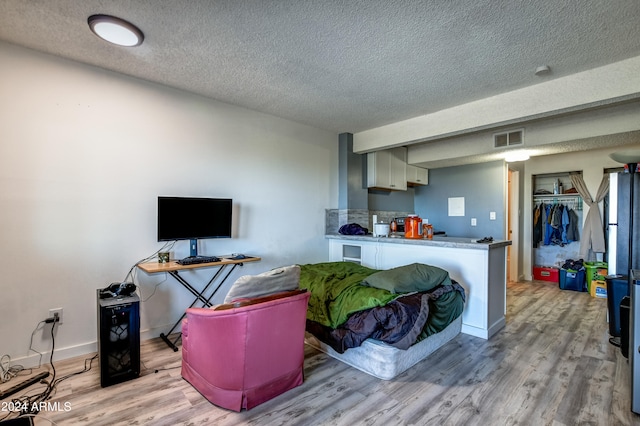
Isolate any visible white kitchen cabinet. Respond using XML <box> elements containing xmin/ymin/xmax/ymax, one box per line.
<box><xmin>407</xmin><ymin>165</ymin><xmax>429</xmax><ymax>186</ymax></box>
<box><xmin>367</xmin><ymin>147</ymin><xmax>407</xmax><ymax>191</ymax></box>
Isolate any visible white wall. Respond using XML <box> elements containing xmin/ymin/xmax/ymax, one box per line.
<box><xmin>0</xmin><ymin>42</ymin><xmax>338</xmax><ymax>365</ymax></box>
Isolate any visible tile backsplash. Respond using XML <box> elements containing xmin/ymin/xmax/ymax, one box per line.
<box><xmin>325</xmin><ymin>209</ymin><xmax>412</xmax><ymax>234</ymax></box>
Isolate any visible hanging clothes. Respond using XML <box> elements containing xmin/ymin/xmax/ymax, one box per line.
<box><xmin>566</xmin><ymin>208</ymin><xmax>580</xmax><ymax>242</ymax></box>
<box><xmin>549</xmin><ymin>204</ymin><xmax>564</xmax><ymax>246</ymax></box>
<box><xmin>544</xmin><ymin>204</ymin><xmax>554</xmax><ymax>246</ymax></box>
<box><xmin>533</xmin><ymin>202</ymin><xmax>581</xmax><ymax>247</ymax></box>
<box><xmin>561</xmin><ymin>205</ymin><xmax>569</xmax><ymax>244</ymax></box>
<box><xmin>533</xmin><ymin>203</ymin><xmax>543</xmax><ymax>248</ymax></box>
<box><xmin>541</xmin><ymin>202</ymin><xmax>547</xmax><ymax>246</ymax></box>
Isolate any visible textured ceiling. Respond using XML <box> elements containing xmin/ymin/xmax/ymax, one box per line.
<box><xmin>1</xmin><ymin>0</ymin><xmax>640</xmax><ymax>137</ymax></box>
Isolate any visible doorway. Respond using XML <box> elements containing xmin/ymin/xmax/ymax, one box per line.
<box><xmin>507</xmin><ymin>169</ymin><xmax>520</xmax><ymax>282</ymax></box>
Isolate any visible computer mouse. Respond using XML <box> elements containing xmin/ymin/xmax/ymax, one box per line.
<box><xmin>232</xmin><ymin>253</ymin><xmax>247</xmax><ymax>259</ymax></box>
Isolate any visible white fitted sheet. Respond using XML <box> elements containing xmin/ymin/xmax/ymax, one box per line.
<box><xmin>305</xmin><ymin>315</ymin><xmax>462</xmax><ymax>380</ymax></box>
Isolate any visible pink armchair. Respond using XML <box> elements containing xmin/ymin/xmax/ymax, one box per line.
<box><xmin>181</xmin><ymin>289</ymin><xmax>311</xmax><ymax>411</ymax></box>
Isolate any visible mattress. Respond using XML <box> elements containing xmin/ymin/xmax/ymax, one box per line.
<box><xmin>305</xmin><ymin>314</ymin><xmax>462</xmax><ymax>380</ymax></box>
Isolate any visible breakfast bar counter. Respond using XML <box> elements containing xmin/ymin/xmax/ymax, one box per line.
<box><xmin>326</xmin><ymin>234</ymin><xmax>511</xmax><ymax>339</ymax></box>
<box><xmin>325</xmin><ymin>233</ymin><xmax>511</xmax><ymax>249</ymax></box>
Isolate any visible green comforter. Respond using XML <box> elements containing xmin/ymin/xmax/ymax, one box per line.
<box><xmin>299</xmin><ymin>261</ymin><xmax>458</xmax><ymax>329</ymax></box>
<box><xmin>299</xmin><ymin>262</ymin><xmax>395</xmax><ymax>328</ymax></box>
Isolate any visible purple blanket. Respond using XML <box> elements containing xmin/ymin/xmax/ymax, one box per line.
<box><xmin>306</xmin><ymin>283</ymin><xmax>463</xmax><ymax>353</ymax></box>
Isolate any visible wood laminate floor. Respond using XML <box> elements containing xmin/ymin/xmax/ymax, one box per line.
<box><xmin>2</xmin><ymin>280</ymin><xmax>639</xmax><ymax>425</ymax></box>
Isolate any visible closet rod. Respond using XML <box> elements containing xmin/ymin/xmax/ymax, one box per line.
<box><xmin>533</xmin><ymin>196</ymin><xmax>583</xmax><ymax>210</ymax></box>
<box><xmin>534</xmin><ymin>197</ymin><xmax>582</xmax><ymax>203</ymax></box>
<box><xmin>533</xmin><ymin>195</ymin><xmax>582</xmax><ymax>200</ymax></box>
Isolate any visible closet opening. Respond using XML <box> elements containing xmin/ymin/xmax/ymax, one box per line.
<box><xmin>532</xmin><ymin>171</ymin><xmax>584</xmax><ymax>283</ymax></box>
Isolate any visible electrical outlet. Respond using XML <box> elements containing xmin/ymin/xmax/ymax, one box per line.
<box><xmin>490</xmin><ymin>211</ymin><xmax>497</xmax><ymax>220</ymax></box>
<box><xmin>49</xmin><ymin>308</ymin><xmax>63</xmax><ymax>324</ymax></box>
<box><xmin>471</xmin><ymin>218</ymin><xmax>477</xmax><ymax>226</ymax></box>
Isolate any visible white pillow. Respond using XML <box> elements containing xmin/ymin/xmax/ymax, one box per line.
<box><xmin>223</xmin><ymin>265</ymin><xmax>300</xmax><ymax>303</ymax></box>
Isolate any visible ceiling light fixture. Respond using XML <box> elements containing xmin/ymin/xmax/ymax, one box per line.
<box><xmin>504</xmin><ymin>151</ymin><xmax>530</xmax><ymax>162</ymax></box>
<box><xmin>88</xmin><ymin>15</ymin><xmax>144</xmax><ymax>47</ymax></box>
<box><xmin>535</xmin><ymin>65</ymin><xmax>551</xmax><ymax>76</ymax></box>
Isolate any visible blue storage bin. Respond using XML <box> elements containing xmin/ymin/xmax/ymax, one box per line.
<box><xmin>559</xmin><ymin>268</ymin><xmax>586</xmax><ymax>292</ymax></box>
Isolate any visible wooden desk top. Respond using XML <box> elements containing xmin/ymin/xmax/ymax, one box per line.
<box><xmin>137</xmin><ymin>256</ymin><xmax>261</xmax><ymax>274</ymax></box>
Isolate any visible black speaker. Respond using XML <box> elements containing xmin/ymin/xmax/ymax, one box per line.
<box><xmin>97</xmin><ymin>291</ymin><xmax>140</xmax><ymax>387</ymax></box>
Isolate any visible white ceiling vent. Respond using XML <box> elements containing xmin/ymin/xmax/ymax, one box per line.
<box><xmin>494</xmin><ymin>129</ymin><xmax>524</xmax><ymax>148</ymax></box>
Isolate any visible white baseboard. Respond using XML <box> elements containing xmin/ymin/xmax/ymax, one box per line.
<box><xmin>9</xmin><ymin>324</ymin><xmax>178</xmax><ymax>369</ymax></box>
<box><xmin>461</xmin><ymin>316</ymin><xmax>506</xmax><ymax>340</ymax></box>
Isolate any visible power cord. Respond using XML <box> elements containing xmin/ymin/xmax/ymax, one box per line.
<box><xmin>2</xmin><ymin>242</ymin><xmax>177</xmax><ymax>422</ymax></box>
<box><xmin>0</xmin><ymin>319</ymin><xmax>96</xmax><ymax>423</ymax></box>
<box><xmin>123</xmin><ymin>240</ymin><xmax>176</xmax><ymax>283</ymax></box>
<box><xmin>139</xmin><ymin>357</ymin><xmax>180</xmax><ymax>374</ymax></box>
<box><xmin>0</xmin><ymin>354</ymin><xmax>26</xmax><ymax>383</ymax></box>
<box><xmin>2</xmin><ymin>317</ymin><xmax>98</xmax><ymax>423</ymax></box>
<box><xmin>2</xmin><ymin>241</ymin><xmax>175</xmax><ymax>424</ymax></box>
<box><xmin>27</xmin><ymin>321</ymin><xmax>48</xmax><ymax>369</ymax></box>
<box><xmin>0</xmin><ymin>320</ymin><xmax>56</xmax><ymax>422</ymax></box>
<box><xmin>153</xmin><ymin>365</ymin><xmax>181</xmax><ymax>373</ymax></box>
<box><xmin>126</xmin><ymin>241</ymin><xmax>176</xmax><ymax>302</ymax></box>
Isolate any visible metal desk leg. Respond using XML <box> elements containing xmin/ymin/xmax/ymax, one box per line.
<box><xmin>201</xmin><ymin>263</ymin><xmax>239</xmax><ymax>306</ymax></box>
<box><xmin>169</xmin><ymin>267</ymin><xmax>226</xmax><ymax>307</ymax></box>
<box><xmin>159</xmin><ymin>263</ymin><xmax>242</xmax><ymax>351</ymax></box>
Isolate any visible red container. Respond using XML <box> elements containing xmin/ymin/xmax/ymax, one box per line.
<box><xmin>533</xmin><ymin>266</ymin><xmax>559</xmax><ymax>283</ymax></box>
<box><xmin>404</xmin><ymin>214</ymin><xmax>423</xmax><ymax>239</ymax></box>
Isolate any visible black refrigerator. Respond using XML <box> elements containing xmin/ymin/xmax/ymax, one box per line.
<box><xmin>607</xmin><ymin>170</ymin><xmax>640</xmax><ymax>414</ymax></box>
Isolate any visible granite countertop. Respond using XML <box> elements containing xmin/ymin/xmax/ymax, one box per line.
<box><xmin>325</xmin><ymin>233</ymin><xmax>512</xmax><ymax>250</ymax></box>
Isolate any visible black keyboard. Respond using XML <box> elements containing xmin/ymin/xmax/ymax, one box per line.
<box><xmin>177</xmin><ymin>256</ymin><xmax>221</xmax><ymax>265</ymax></box>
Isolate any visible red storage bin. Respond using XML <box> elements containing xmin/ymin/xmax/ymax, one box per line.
<box><xmin>533</xmin><ymin>266</ymin><xmax>559</xmax><ymax>283</ymax></box>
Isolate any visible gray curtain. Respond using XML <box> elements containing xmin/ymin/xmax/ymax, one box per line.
<box><xmin>570</xmin><ymin>173</ymin><xmax>609</xmax><ymax>257</ymax></box>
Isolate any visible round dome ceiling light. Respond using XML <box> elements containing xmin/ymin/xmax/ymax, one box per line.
<box><xmin>88</xmin><ymin>15</ymin><xmax>144</xmax><ymax>47</ymax></box>
<box><xmin>534</xmin><ymin>65</ymin><xmax>551</xmax><ymax>76</ymax></box>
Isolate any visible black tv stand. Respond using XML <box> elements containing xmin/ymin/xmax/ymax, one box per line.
<box><xmin>137</xmin><ymin>256</ymin><xmax>261</xmax><ymax>350</ymax></box>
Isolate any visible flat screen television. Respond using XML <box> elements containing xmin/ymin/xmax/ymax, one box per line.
<box><xmin>157</xmin><ymin>196</ymin><xmax>232</xmax><ymax>257</ymax></box>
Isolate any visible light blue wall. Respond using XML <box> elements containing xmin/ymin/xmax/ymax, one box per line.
<box><xmin>368</xmin><ymin>186</ymin><xmax>415</xmax><ymax>212</ymax></box>
<box><xmin>414</xmin><ymin>161</ymin><xmax>506</xmax><ymax>238</ymax></box>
